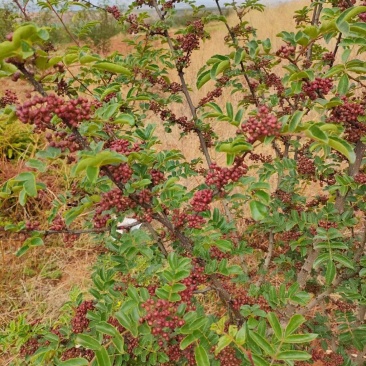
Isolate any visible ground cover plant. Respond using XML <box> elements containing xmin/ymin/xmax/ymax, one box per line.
<box><xmin>0</xmin><ymin>0</ymin><xmax>366</xmax><ymax>365</ymax></box>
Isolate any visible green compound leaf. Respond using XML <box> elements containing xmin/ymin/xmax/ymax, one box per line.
<box><xmin>327</xmin><ymin>136</ymin><xmax>356</xmax><ymax>164</ymax></box>
<box><xmin>194</xmin><ymin>345</ymin><xmax>209</xmax><ymax>366</ymax></box>
<box><xmin>285</xmin><ymin>315</ymin><xmax>306</xmax><ymax>337</ymax></box>
<box><xmin>277</xmin><ymin>350</ymin><xmax>311</xmax><ymax>361</ymax></box>
<box><xmin>75</xmin><ymin>334</ymin><xmax>101</xmax><ymax>351</ymax></box>
<box><xmin>59</xmin><ymin>358</ymin><xmax>89</xmax><ymax>366</ymax></box>
<box><xmin>249</xmin><ymin>200</ymin><xmax>268</xmax><ymax>221</ymax></box>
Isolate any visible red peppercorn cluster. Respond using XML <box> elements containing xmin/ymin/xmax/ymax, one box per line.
<box><xmin>46</xmin><ymin>131</ymin><xmax>81</xmax><ymax>153</ymax></box>
<box><xmin>214</xmin><ymin>345</ymin><xmax>241</xmax><ymax>366</ymax></box>
<box><xmin>94</xmin><ymin>188</ymin><xmax>136</xmax><ymax>228</ymax></box>
<box><xmin>205</xmin><ymin>159</ymin><xmax>248</xmax><ymax>190</ymax></box>
<box><xmin>354</xmin><ymin>172</ymin><xmax>366</xmax><ymax>184</ymax></box>
<box><xmin>297</xmin><ymin>155</ymin><xmax>316</xmax><ymax>177</ymax></box>
<box><xmin>318</xmin><ymin>220</ymin><xmax>337</xmax><ymax>230</ymax></box>
<box><xmin>137</xmin><ymin>189</ymin><xmax>152</xmax><ymax>204</ymax></box>
<box><xmin>102</xmin><ymin>163</ymin><xmax>133</xmax><ymax>184</ymax></box>
<box><xmin>0</xmin><ymin>89</ymin><xmax>18</xmax><ymax>108</ymax></box>
<box><xmin>322</xmin><ymin>52</ymin><xmax>335</xmax><ymax>64</ymax></box>
<box><xmin>279</xmin><ymin>230</ymin><xmax>301</xmax><ymax>243</ymax></box>
<box><xmin>190</xmin><ymin>189</ymin><xmax>213</xmax><ymax>212</ymax></box>
<box><xmin>306</xmin><ymin>195</ymin><xmax>328</xmax><ymax>208</ymax></box>
<box><xmin>25</xmin><ymin>220</ymin><xmax>40</xmax><ymax>231</ymax></box>
<box><xmin>140</xmin><ymin>299</ymin><xmax>185</xmax><ymax>344</ymax></box>
<box><xmin>328</xmin><ymin>97</ymin><xmax>366</xmax><ymax>142</ymax></box>
<box><xmin>302</xmin><ymin>78</ymin><xmax>333</xmax><ymax>100</ymax></box>
<box><xmin>103</xmin><ymin>92</ymin><xmax>117</xmax><ymax>102</ymax></box>
<box><xmin>138</xmin><ymin>207</ymin><xmax>154</xmax><ymax>223</ymax></box>
<box><xmin>20</xmin><ymin>337</ymin><xmax>40</xmax><ymax>357</ymax></box>
<box><xmin>310</xmin><ymin>347</ymin><xmax>344</xmax><ymax>366</ymax></box>
<box><xmin>16</xmin><ymin>94</ymin><xmax>92</xmax><ymax>131</ymax></box>
<box><xmin>223</xmin><ymin>282</ymin><xmax>270</xmax><ymax>311</ymax></box>
<box><xmin>175</xmin><ymin>19</ymin><xmax>206</xmax><ymax>69</ymax></box>
<box><xmin>150</xmin><ymin>169</ymin><xmax>165</xmax><ymax>185</ymax></box>
<box><xmin>108</xmin><ymin>139</ymin><xmax>141</xmax><ymax>155</ymax></box>
<box><xmin>106</xmin><ymin>5</ymin><xmax>121</xmax><ymax>20</ymax></box>
<box><xmin>150</xmin><ymin>101</ymin><xmax>195</xmax><ymax>132</ymax></box>
<box><xmin>264</xmin><ymin>73</ymin><xmax>285</xmax><ymax>96</ymax></box>
<box><xmin>331</xmin><ymin>0</ymin><xmax>356</xmax><ymax>11</ymax></box>
<box><xmin>273</xmin><ymin>189</ymin><xmax>292</xmax><ymax>205</ymax></box>
<box><xmin>107</xmin><ymin>316</ymin><xmax>125</xmax><ymax>335</ymax></box>
<box><xmin>61</xmin><ymin>347</ymin><xmax>94</xmax><ymax>361</ymax></box>
<box><xmin>240</xmin><ymin>105</ymin><xmax>281</xmax><ymax>143</ymax></box>
<box><xmin>56</xmin><ymin>79</ymin><xmax>68</xmax><ymax>96</ymax></box>
<box><xmin>276</xmin><ymin>44</ymin><xmax>296</xmax><ymax>58</ymax></box>
<box><xmin>161</xmin><ymin>0</ymin><xmax>182</xmax><ymax>10</ymax></box>
<box><xmin>180</xmin><ymin>266</ymin><xmax>207</xmax><ymax>306</ymax></box>
<box><xmin>50</xmin><ymin>215</ymin><xmax>79</xmax><ymax>244</ymax></box>
<box><xmin>186</xmin><ymin>214</ymin><xmax>206</xmax><ymax>229</ymax></box>
<box><xmin>162</xmin><ymin>340</ymin><xmax>195</xmax><ymax>365</ymax></box>
<box><xmin>71</xmin><ymin>300</ymin><xmax>95</xmax><ymax>333</ymax></box>
<box><xmin>198</xmin><ymin>87</ymin><xmax>223</xmax><ymax>107</ymax></box>
<box><xmin>210</xmin><ymin>246</ymin><xmax>230</xmax><ymax>260</ymax></box>
<box><xmin>249</xmin><ymin>152</ymin><xmax>273</xmax><ymax>163</ymax></box>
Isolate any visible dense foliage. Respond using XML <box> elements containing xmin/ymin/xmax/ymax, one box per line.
<box><xmin>1</xmin><ymin>0</ymin><xmax>366</xmax><ymax>365</ymax></box>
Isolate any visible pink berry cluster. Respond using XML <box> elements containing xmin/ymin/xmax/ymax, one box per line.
<box><xmin>94</xmin><ymin>188</ymin><xmax>136</xmax><ymax>228</ymax></box>
<box><xmin>106</xmin><ymin>5</ymin><xmax>121</xmax><ymax>20</ymax></box>
<box><xmin>71</xmin><ymin>300</ymin><xmax>95</xmax><ymax>333</ymax></box>
<box><xmin>175</xmin><ymin>19</ymin><xmax>206</xmax><ymax>69</ymax></box>
<box><xmin>0</xmin><ymin>89</ymin><xmax>18</xmax><ymax>108</ymax></box>
<box><xmin>140</xmin><ymin>299</ymin><xmax>185</xmax><ymax>344</ymax></box>
<box><xmin>302</xmin><ymin>78</ymin><xmax>333</xmax><ymax>100</ymax></box>
<box><xmin>16</xmin><ymin>94</ymin><xmax>93</xmax><ymax>131</ymax></box>
<box><xmin>190</xmin><ymin>189</ymin><xmax>213</xmax><ymax>212</ymax></box>
<box><xmin>276</xmin><ymin>44</ymin><xmax>296</xmax><ymax>58</ymax></box>
<box><xmin>205</xmin><ymin>159</ymin><xmax>248</xmax><ymax>190</ymax></box>
<box><xmin>240</xmin><ymin>105</ymin><xmax>282</xmax><ymax>143</ymax></box>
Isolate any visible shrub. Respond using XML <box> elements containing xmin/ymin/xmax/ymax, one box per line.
<box><xmin>0</xmin><ymin>0</ymin><xmax>366</xmax><ymax>365</ymax></box>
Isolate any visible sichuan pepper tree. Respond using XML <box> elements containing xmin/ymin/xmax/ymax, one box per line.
<box><xmin>0</xmin><ymin>0</ymin><xmax>366</xmax><ymax>365</ymax></box>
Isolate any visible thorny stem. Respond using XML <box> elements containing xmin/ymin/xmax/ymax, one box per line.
<box><xmin>255</xmin><ymin>231</ymin><xmax>274</xmax><ymax>287</ymax></box>
<box><xmin>150</xmin><ymin>0</ymin><xmax>212</xmax><ymax>166</ymax></box>
<box><xmin>329</xmin><ymin>32</ymin><xmax>342</xmax><ymax>68</ymax></box>
<box><xmin>306</xmin><ymin>3</ymin><xmax>322</xmax><ymax>60</ymax></box>
<box><xmin>214</xmin><ymin>0</ymin><xmax>259</xmax><ymax>107</ymax></box>
<box><xmin>17</xmin><ymin>64</ymin><xmax>47</xmax><ymax>97</ymax></box>
<box><xmin>46</xmin><ymin>0</ymin><xmax>80</xmax><ymax>47</ymax></box>
<box><xmin>12</xmin><ymin>0</ymin><xmax>31</xmax><ymax>20</ymax></box>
